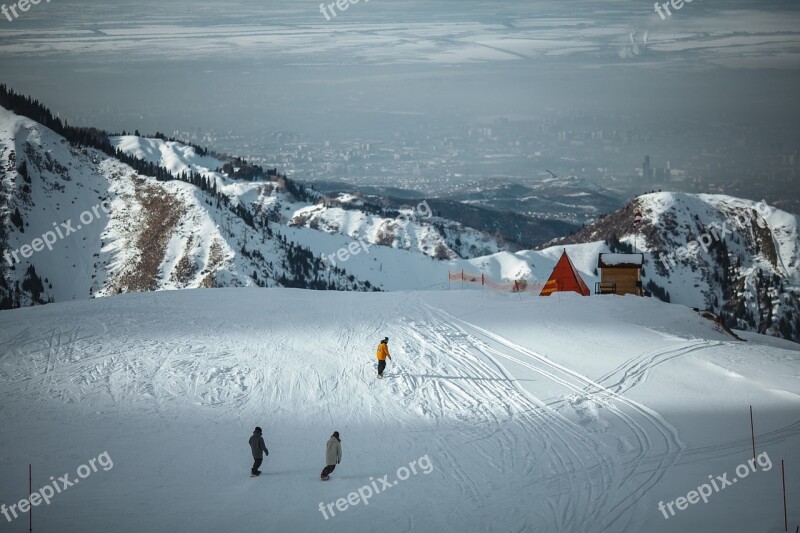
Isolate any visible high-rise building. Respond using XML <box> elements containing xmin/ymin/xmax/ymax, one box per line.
<box><xmin>643</xmin><ymin>156</ymin><xmax>652</xmax><ymax>180</ymax></box>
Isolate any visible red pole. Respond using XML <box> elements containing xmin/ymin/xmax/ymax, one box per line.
<box><xmin>750</xmin><ymin>405</ymin><xmax>756</xmax><ymax>460</ymax></box>
<box><xmin>29</xmin><ymin>464</ymin><xmax>32</xmax><ymax>533</ymax></box>
<box><xmin>782</xmin><ymin>459</ymin><xmax>788</xmax><ymax>532</ymax></box>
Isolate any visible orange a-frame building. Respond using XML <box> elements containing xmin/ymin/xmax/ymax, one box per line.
<box><xmin>540</xmin><ymin>250</ymin><xmax>591</xmax><ymax>296</ymax></box>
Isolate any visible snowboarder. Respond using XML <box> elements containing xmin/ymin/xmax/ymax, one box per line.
<box><xmin>249</xmin><ymin>426</ymin><xmax>269</xmax><ymax>476</ymax></box>
<box><xmin>376</xmin><ymin>337</ymin><xmax>391</xmax><ymax>378</ymax></box>
<box><xmin>320</xmin><ymin>431</ymin><xmax>342</xmax><ymax>480</ymax></box>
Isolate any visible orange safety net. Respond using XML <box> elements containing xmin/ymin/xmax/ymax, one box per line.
<box><xmin>448</xmin><ymin>270</ymin><xmax>556</xmax><ymax>294</ymax></box>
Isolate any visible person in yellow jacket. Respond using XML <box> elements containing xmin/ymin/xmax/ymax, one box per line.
<box><xmin>376</xmin><ymin>337</ymin><xmax>391</xmax><ymax>378</ymax></box>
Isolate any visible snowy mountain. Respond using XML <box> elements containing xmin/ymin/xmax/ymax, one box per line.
<box><xmin>0</xmin><ymin>288</ymin><xmax>798</xmax><ymax>532</ymax></box>
<box><xmin>0</xmin><ymin>95</ymin><xmax>522</xmax><ymax>306</ymax></box>
<box><xmin>1</xmin><ymin>87</ymin><xmax>798</xmax><ymax>345</ymax></box>
<box><xmin>0</xmin><ymin>94</ymin><xmax>614</xmax><ymax>306</ymax></box>
<box><xmin>311</xmin><ymin>180</ymin><xmax>582</xmax><ymax>250</ymax></box>
<box><xmin>0</xmin><ymin>104</ymin><xmax>380</xmax><ymax>304</ymax></box>
<box><xmin>113</xmin><ymin>134</ymin><xmax>518</xmax><ymax>261</ymax></box>
<box><xmin>0</xmin><ymin>99</ymin><xmax>590</xmax><ymax>310</ymax></box>
<box><xmin>546</xmin><ymin>192</ymin><xmax>800</xmax><ymax>343</ymax></box>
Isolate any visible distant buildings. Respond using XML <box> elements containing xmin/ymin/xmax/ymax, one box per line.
<box><xmin>643</xmin><ymin>155</ymin><xmax>672</xmax><ymax>181</ymax></box>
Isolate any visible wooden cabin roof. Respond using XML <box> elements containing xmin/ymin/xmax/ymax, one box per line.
<box><xmin>597</xmin><ymin>253</ymin><xmax>644</xmax><ymax>269</ymax></box>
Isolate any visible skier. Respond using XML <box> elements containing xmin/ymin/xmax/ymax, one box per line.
<box><xmin>376</xmin><ymin>336</ymin><xmax>391</xmax><ymax>378</ymax></box>
<box><xmin>249</xmin><ymin>426</ymin><xmax>269</xmax><ymax>476</ymax></box>
<box><xmin>320</xmin><ymin>431</ymin><xmax>342</xmax><ymax>480</ymax></box>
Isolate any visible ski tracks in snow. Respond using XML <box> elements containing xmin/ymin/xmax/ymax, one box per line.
<box><xmin>402</xmin><ymin>301</ymin><xmax>692</xmax><ymax>532</ymax></box>
<box><xmin>385</xmin><ymin>302</ymin><xmax>617</xmax><ymax>532</ymax></box>
<box><xmin>0</xmin><ymin>293</ymin><xmax>742</xmax><ymax>532</ymax></box>
<box><xmin>593</xmin><ymin>340</ymin><xmax>720</xmax><ymax>396</ymax></box>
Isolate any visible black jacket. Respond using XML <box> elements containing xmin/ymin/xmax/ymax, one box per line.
<box><xmin>249</xmin><ymin>432</ymin><xmax>269</xmax><ymax>459</ymax></box>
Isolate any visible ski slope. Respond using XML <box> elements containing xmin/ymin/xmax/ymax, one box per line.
<box><xmin>0</xmin><ymin>289</ymin><xmax>798</xmax><ymax>532</ymax></box>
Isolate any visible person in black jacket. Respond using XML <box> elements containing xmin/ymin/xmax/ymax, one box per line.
<box><xmin>248</xmin><ymin>426</ymin><xmax>269</xmax><ymax>476</ymax></box>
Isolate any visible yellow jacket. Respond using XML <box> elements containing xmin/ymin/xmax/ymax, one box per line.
<box><xmin>376</xmin><ymin>342</ymin><xmax>391</xmax><ymax>361</ymax></box>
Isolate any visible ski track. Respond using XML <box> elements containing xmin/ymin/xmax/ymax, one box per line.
<box><xmin>392</xmin><ymin>301</ymin><xmax>617</xmax><ymax>532</ymax></box>
<box><xmin>592</xmin><ymin>340</ymin><xmax>719</xmax><ymax>396</ymax></box>
<box><xmin>2</xmin><ymin>294</ymin><xmax>782</xmax><ymax>532</ymax></box>
<box><xmin>428</xmin><ymin>303</ymin><xmax>689</xmax><ymax>532</ymax></box>
<box><xmin>0</xmin><ymin>298</ymin><xmax>662</xmax><ymax>532</ymax></box>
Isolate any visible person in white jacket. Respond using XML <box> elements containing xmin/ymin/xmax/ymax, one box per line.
<box><xmin>320</xmin><ymin>431</ymin><xmax>342</xmax><ymax>480</ymax></box>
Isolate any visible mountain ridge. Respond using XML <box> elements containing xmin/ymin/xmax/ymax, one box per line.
<box><xmin>1</xmin><ymin>86</ymin><xmax>798</xmax><ymax>344</ymax></box>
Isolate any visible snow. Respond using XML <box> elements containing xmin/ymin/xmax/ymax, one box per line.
<box><xmin>0</xmin><ymin>288</ymin><xmax>797</xmax><ymax>532</ymax></box>
<box><xmin>599</xmin><ymin>253</ymin><xmax>644</xmax><ymax>267</ymax></box>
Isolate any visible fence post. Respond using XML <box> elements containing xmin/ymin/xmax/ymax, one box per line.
<box><xmin>782</xmin><ymin>459</ymin><xmax>788</xmax><ymax>532</ymax></box>
<box><xmin>29</xmin><ymin>464</ymin><xmax>32</xmax><ymax>533</ymax></box>
<box><xmin>750</xmin><ymin>405</ymin><xmax>756</xmax><ymax>460</ymax></box>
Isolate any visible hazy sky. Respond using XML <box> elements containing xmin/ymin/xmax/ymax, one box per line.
<box><xmin>1</xmin><ymin>0</ymin><xmax>799</xmax><ymax>142</ymax></box>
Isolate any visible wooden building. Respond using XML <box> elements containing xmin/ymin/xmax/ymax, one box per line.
<box><xmin>596</xmin><ymin>253</ymin><xmax>644</xmax><ymax>296</ymax></box>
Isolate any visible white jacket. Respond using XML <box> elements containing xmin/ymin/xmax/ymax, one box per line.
<box><xmin>326</xmin><ymin>436</ymin><xmax>342</xmax><ymax>465</ymax></box>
